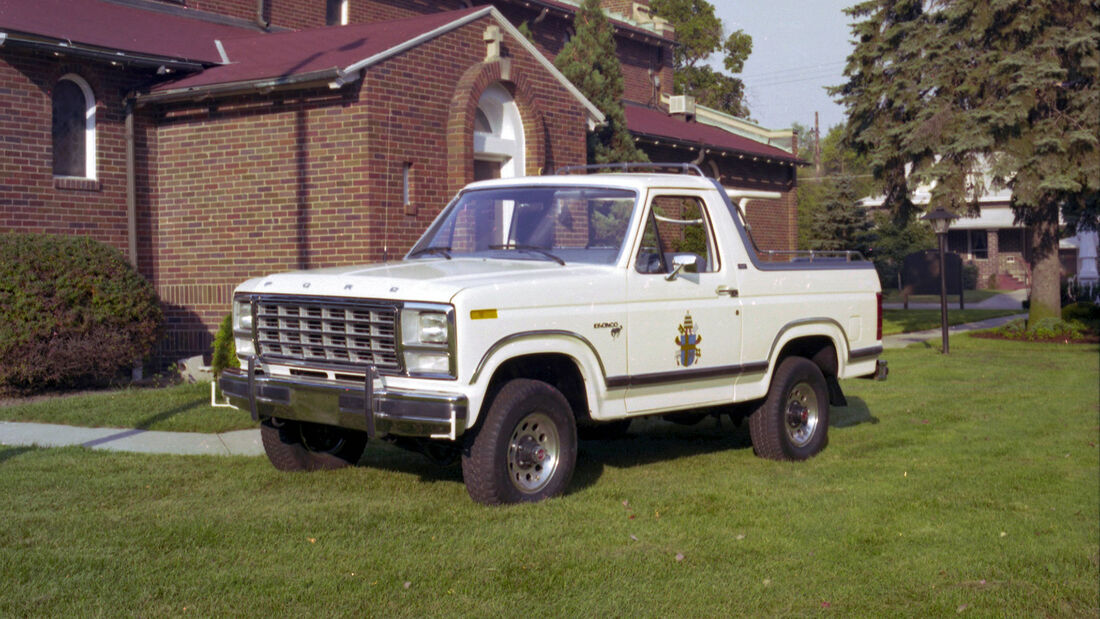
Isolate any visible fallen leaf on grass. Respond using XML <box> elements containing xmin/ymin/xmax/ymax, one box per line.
<box><xmin>956</xmin><ymin>604</ymin><xmax>968</xmax><ymax>613</ymax></box>
<box><xmin>675</xmin><ymin>553</ymin><xmax>684</xmax><ymax>562</ymax></box>
<box><xmin>307</xmin><ymin>538</ymin><xmax>316</xmax><ymax>544</ymax></box>
<box><xmin>630</xmin><ymin>534</ymin><xmax>638</xmax><ymax>541</ymax></box>
<box><xmin>736</xmin><ymin>534</ymin><xmax>746</xmax><ymax>540</ymax></box>
<box><xmin>821</xmin><ymin>602</ymin><xmax>831</xmax><ymax>609</ymax></box>
<box><xmin>403</xmin><ymin>582</ymin><xmax>411</xmax><ymax>589</ymax></box>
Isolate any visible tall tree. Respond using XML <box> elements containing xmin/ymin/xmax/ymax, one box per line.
<box><xmin>834</xmin><ymin>0</ymin><xmax>1100</xmax><ymax>323</ymax></box>
<box><xmin>810</xmin><ymin>174</ymin><xmax>874</xmax><ymax>254</ymax></box>
<box><xmin>554</xmin><ymin>0</ymin><xmax>648</xmax><ymax>164</ymax></box>
<box><xmin>649</xmin><ymin>0</ymin><xmax>753</xmax><ymax>117</ymax></box>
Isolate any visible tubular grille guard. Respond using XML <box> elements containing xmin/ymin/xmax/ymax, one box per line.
<box><xmin>254</xmin><ymin>297</ymin><xmax>401</xmax><ymax>372</ymax></box>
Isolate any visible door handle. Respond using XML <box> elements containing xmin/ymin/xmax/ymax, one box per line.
<box><xmin>716</xmin><ymin>286</ymin><xmax>738</xmax><ymax>298</ymax></box>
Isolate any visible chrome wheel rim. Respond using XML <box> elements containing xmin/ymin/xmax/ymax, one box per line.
<box><xmin>507</xmin><ymin>412</ymin><xmax>560</xmax><ymax>494</ymax></box>
<box><xmin>784</xmin><ymin>381</ymin><xmax>820</xmax><ymax>447</ymax></box>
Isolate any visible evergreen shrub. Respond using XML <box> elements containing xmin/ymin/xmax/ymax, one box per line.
<box><xmin>211</xmin><ymin>313</ymin><xmax>239</xmax><ymax>377</ymax></box>
<box><xmin>0</xmin><ymin>233</ymin><xmax>162</xmax><ymax>394</ymax></box>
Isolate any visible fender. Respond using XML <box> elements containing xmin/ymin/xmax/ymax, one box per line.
<box><xmin>735</xmin><ymin>318</ymin><xmax>850</xmax><ymax>402</ymax></box>
<box><xmin>467</xmin><ymin>330</ymin><xmax>625</xmax><ymax>426</ymax></box>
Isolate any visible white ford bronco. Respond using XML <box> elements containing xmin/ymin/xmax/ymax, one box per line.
<box><xmin>220</xmin><ymin>164</ymin><xmax>887</xmax><ymax>504</ymax></box>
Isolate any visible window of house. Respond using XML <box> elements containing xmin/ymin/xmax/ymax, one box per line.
<box><xmin>52</xmin><ymin>74</ymin><xmax>95</xmax><ymax>179</ymax></box>
<box><xmin>948</xmin><ymin>229</ymin><xmax>988</xmax><ymax>260</ymax></box>
<box><xmin>326</xmin><ymin>0</ymin><xmax>348</xmax><ymax>25</ymax></box>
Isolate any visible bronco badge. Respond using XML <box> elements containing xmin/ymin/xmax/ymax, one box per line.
<box><xmin>675</xmin><ymin>312</ymin><xmax>701</xmax><ymax>367</ymax></box>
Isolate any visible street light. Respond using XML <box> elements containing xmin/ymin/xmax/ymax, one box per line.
<box><xmin>922</xmin><ymin>207</ymin><xmax>958</xmax><ymax>353</ymax></box>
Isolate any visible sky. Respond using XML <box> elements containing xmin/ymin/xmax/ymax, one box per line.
<box><xmin>711</xmin><ymin>0</ymin><xmax>858</xmax><ymax>132</ymax></box>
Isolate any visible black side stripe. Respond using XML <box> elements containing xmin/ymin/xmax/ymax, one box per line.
<box><xmin>606</xmin><ymin>362</ymin><xmax>768</xmax><ymax>389</ymax></box>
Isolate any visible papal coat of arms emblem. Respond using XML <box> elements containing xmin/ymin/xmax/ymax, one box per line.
<box><xmin>675</xmin><ymin>312</ymin><xmax>701</xmax><ymax>367</ymax></box>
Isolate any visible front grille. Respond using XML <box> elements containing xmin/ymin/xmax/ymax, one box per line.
<box><xmin>254</xmin><ymin>297</ymin><xmax>400</xmax><ymax>372</ymax></box>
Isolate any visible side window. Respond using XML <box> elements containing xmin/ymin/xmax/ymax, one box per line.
<box><xmin>52</xmin><ymin>74</ymin><xmax>95</xmax><ymax>179</ymax></box>
<box><xmin>634</xmin><ymin>196</ymin><xmax>716</xmax><ymax>274</ymax></box>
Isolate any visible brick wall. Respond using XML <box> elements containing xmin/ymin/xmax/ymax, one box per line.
<box><xmin>142</xmin><ymin>15</ymin><xmax>587</xmax><ymax>358</ymax></box>
<box><xmin>0</xmin><ymin>50</ymin><xmax>150</xmax><ymax>259</ymax></box>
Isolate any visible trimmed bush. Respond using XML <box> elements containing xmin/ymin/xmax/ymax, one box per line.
<box><xmin>0</xmin><ymin>233</ymin><xmax>162</xmax><ymax>394</ymax></box>
<box><xmin>1062</xmin><ymin>302</ymin><xmax>1100</xmax><ymax>333</ymax></box>
<box><xmin>211</xmin><ymin>313</ymin><xmax>239</xmax><ymax>377</ymax></box>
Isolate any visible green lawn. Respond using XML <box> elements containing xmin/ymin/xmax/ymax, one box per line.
<box><xmin>1</xmin><ymin>336</ymin><xmax>1096</xmax><ymax>616</ymax></box>
<box><xmin>0</xmin><ymin>381</ymin><xmax>256</xmax><ymax>433</ymax></box>
<box><xmin>883</xmin><ymin>309</ymin><xmax>1022</xmax><ymax>336</ymax></box>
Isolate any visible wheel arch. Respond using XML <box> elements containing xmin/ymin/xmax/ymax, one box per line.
<box><xmin>468</xmin><ymin>332</ymin><xmax>606</xmax><ymax>430</ymax></box>
<box><xmin>768</xmin><ymin>320</ymin><xmax>849</xmax><ymax>407</ymax></box>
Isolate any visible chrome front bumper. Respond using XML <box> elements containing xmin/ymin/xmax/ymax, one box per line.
<box><xmin>219</xmin><ymin>365</ymin><xmax>468</xmax><ymax>440</ymax></box>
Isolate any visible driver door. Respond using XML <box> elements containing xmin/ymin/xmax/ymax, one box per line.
<box><xmin>623</xmin><ymin>192</ymin><xmax>743</xmax><ymax>414</ymax></box>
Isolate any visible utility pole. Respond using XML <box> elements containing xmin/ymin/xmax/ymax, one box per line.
<box><xmin>813</xmin><ymin>111</ymin><xmax>822</xmax><ymax>175</ymax></box>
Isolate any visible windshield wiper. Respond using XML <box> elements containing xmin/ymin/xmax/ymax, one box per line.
<box><xmin>408</xmin><ymin>246</ymin><xmax>452</xmax><ymax>260</ymax></box>
<box><xmin>489</xmin><ymin>244</ymin><xmax>566</xmax><ymax>266</ymax></box>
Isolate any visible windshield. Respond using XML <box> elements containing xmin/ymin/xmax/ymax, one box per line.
<box><xmin>408</xmin><ymin>186</ymin><xmax>638</xmax><ymax>265</ymax></box>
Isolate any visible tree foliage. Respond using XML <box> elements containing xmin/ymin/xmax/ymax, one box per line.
<box><xmin>810</xmin><ymin>175</ymin><xmax>875</xmax><ymax>254</ymax></box>
<box><xmin>834</xmin><ymin>0</ymin><xmax>1100</xmax><ymax>322</ymax></box>
<box><xmin>649</xmin><ymin>0</ymin><xmax>752</xmax><ymax>117</ymax></box>
<box><xmin>554</xmin><ymin>0</ymin><xmax>648</xmax><ymax>164</ymax></box>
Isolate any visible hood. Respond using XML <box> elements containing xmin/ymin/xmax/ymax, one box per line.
<box><xmin>236</xmin><ymin>258</ymin><xmax>611</xmax><ymax>303</ymax></box>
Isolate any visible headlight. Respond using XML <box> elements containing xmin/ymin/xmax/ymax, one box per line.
<box><xmin>402</xmin><ymin>311</ymin><xmax>447</xmax><ymax>345</ymax></box>
<box><xmin>233</xmin><ymin>297</ymin><xmax>252</xmax><ymax>332</ymax></box>
<box><xmin>400</xmin><ymin>305</ymin><xmax>454</xmax><ymax>377</ymax></box>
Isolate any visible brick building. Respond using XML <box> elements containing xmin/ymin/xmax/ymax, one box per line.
<box><xmin>1</xmin><ymin>0</ymin><xmax>802</xmax><ymax>361</ymax></box>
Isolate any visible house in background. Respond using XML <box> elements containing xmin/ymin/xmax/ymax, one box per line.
<box><xmin>1</xmin><ymin>0</ymin><xmax>802</xmax><ymax>362</ymax></box>
<box><xmin>862</xmin><ymin>182</ymin><xmax>1099</xmax><ymax>290</ymax></box>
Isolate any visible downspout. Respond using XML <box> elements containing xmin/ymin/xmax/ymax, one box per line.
<box><xmin>125</xmin><ymin>98</ymin><xmax>137</xmax><ymax>269</ymax></box>
<box><xmin>125</xmin><ymin>97</ymin><xmax>142</xmax><ymax>382</ymax></box>
<box><xmin>256</xmin><ymin>0</ymin><xmax>269</xmax><ymax>29</ymax></box>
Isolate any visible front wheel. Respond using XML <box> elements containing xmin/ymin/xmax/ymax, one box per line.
<box><xmin>749</xmin><ymin>357</ymin><xmax>830</xmax><ymax>461</ymax></box>
<box><xmin>260</xmin><ymin>419</ymin><xmax>367</xmax><ymax>471</ymax></box>
<box><xmin>462</xmin><ymin>379</ymin><xmax>577</xmax><ymax>505</ymax></box>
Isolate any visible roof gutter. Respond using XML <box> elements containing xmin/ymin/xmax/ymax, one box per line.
<box><xmin>630</xmin><ymin>130</ymin><xmax>804</xmax><ymax>167</ymax></box>
<box><xmin>0</xmin><ymin>31</ymin><xmax>205</xmax><ymax>72</ymax></box>
<box><xmin>134</xmin><ymin>68</ymin><xmax>347</xmax><ymax>107</ymax></box>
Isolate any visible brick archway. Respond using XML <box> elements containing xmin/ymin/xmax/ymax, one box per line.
<box><xmin>447</xmin><ymin>60</ymin><xmax>548</xmax><ymax>195</ymax></box>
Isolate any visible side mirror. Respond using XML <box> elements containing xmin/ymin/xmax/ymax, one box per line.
<box><xmin>665</xmin><ymin>253</ymin><xmax>698</xmax><ymax>281</ymax></box>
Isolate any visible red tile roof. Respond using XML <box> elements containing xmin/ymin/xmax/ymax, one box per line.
<box><xmin>150</xmin><ymin>7</ymin><xmax>485</xmax><ymax>93</ymax></box>
<box><xmin>0</xmin><ymin>0</ymin><xmax>258</xmax><ymax>64</ymax></box>
<box><xmin>624</xmin><ymin>102</ymin><xmax>802</xmax><ymax>165</ymax></box>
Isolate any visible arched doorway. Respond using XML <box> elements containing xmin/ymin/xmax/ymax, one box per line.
<box><xmin>473</xmin><ymin>84</ymin><xmax>525</xmax><ymax>181</ymax></box>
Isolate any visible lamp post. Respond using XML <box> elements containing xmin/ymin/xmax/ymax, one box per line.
<box><xmin>922</xmin><ymin>207</ymin><xmax>957</xmax><ymax>353</ymax></box>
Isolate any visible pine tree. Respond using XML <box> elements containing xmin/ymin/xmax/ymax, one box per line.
<box><xmin>810</xmin><ymin>175</ymin><xmax>874</xmax><ymax>254</ymax></box>
<box><xmin>834</xmin><ymin>0</ymin><xmax>1100</xmax><ymax>323</ymax></box>
<box><xmin>554</xmin><ymin>0</ymin><xmax>648</xmax><ymax>164</ymax></box>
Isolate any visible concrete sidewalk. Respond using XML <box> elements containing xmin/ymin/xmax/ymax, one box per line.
<box><xmin>883</xmin><ymin>289</ymin><xmax>1027</xmax><ymax>311</ymax></box>
<box><xmin>882</xmin><ymin>313</ymin><xmax>1025</xmax><ymax>349</ymax></box>
<box><xmin>0</xmin><ymin>421</ymin><xmax>263</xmax><ymax>456</ymax></box>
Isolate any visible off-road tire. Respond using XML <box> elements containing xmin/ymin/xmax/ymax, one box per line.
<box><xmin>260</xmin><ymin>419</ymin><xmax>367</xmax><ymax>471</ymax></box>
<box><xmin>462</xmin><ymin>379</ymin><xmax>577</xmax><ymax>505</ymax></box>
<box><xmin>749</xmin><ymin>356</ymin><xmax>830</xmax><ymax>461</ymax></box>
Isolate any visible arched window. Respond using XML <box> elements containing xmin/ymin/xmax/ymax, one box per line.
<box><xmin>473</xmin><ymin>84</ymin><xmax>525</xmax><ymax>181</ymax></box>
<box><xmin>52</xmin><ymin>74</ymin><xmax>96</xmax><ymax>179</ymax></box>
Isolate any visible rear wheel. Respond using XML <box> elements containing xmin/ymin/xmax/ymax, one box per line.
<box><xmin>462</xmin><ymin>379</ymin><xmax>577</xmax><ymax>505</ymax></box>
<box><xmin>749</xmin><ymin>357</ymin><xmax>830</xmax><ymax>460</ymax></box>
<box><xmin>260</xmin><ymin>419</ymin><xmax>367</xmax><ymax>471</ymax></box>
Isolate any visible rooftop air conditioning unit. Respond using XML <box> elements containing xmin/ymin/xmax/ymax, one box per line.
<box><xmin>668</xmin><ymin>95</ymin><xmax>696</xmax><ymax>116</ymax></box>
